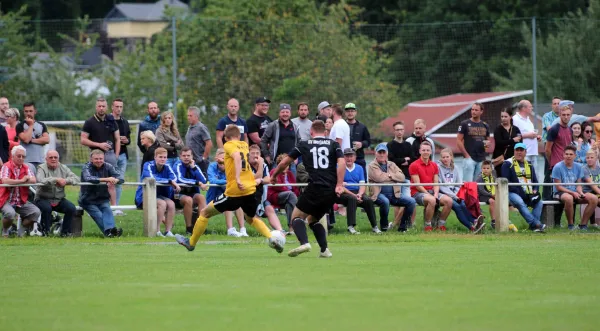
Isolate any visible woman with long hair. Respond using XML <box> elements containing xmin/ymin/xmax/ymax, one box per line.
<box><xmin>492</xmin><ymin>108</ymin><xmax>521</xmax><ymax>176</ymax></box>
<box><xmin>576</xmin><ymin>122</ymin><xmax>594</xmax><ymax>164</ymax></box>
<box><xmin>437</xmin><ymin>148</ymin><xmax>485</xmax><ymax>232</ymax></box>
<box><xmin>4</xmin><ymin>108</ymin><xmax>20</xmax><ymax>158</ymax></box>
<box><xmin>571</xmin><ymin>122</ymin><xmax>582</xmax><ymax>144</ymax></box>
<box><xmin>155</xmin><ymin>111</ymin><xmax>184</xmax><ymax>168</ymax></box>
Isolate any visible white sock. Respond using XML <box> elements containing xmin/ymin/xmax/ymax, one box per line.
<box><xmin>439</xmin><ymin>220</ymin><xmax>446</xmax><ymax>226</ymax></box>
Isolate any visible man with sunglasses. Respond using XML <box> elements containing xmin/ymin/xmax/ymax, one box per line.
<box><xmin>34</xmin><ymin>150</ymin><xmax>79</xmax><ymax>236</ymax></box>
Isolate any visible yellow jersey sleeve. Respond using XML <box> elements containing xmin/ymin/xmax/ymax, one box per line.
<box><xmin>223</xmin><ymin>141</ymin><xmax>256</xmax><ymax>197</ymax></box>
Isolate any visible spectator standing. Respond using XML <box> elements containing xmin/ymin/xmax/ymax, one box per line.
<box><xmin>174</xmin><ymin>147</ymin><xmax>208</xmax><ymax>235</ymax></box>
<box><xmin>17</xmin><ymin>101</ymin><xmax>50</xmax><ymax>173</ymax></box>
<box><xmin>110</xmin><ymin>98</ymin><xmax>131</xmax><ymax>216</ymax></box>
<box><xmin>492</xmin><ymin>108</ymin><xmax>521</xmax><ymax>176</ymax></box>
<box><xmin>205</xmin><ymin>148</ymin><xmax>246</xmax><ymax>237</ymax></box>
<box><xmin>140</xmin><ymin>130</ymin><xmax>161</xmax><ymax>166</ymax></box>
<box><xmin>457</xmin><ymin>102</ymin><xmax>490</xmax><ymax>182</ymax></box>
<box><xmin>344</xmin><ymin>102</ymin><xmax>371</xmax><ymax>178</ymax></box>
<box><xmin>0</xmin><ymin>97</ymin><xmax>9</xmax><ymax>124</ymax></box>
<box><xmin>551</xmin><ymin>145</ymin><xmax>597</xmax><ymax>230</ymax></box>
<box><xmin>135</xmin><ymin>147</ymin><xmax>181</xmax><ymax>237</ymax></box>
<box><xmin>324</xmin><ymin>117</ymin><xmax>333</xmax><ymax>137</ymax></box>
<box><xmin>329</xmin><ymin>104</ymin><xmax>351</xmax><ymax>150</ymax></box>
<box><xmin>542</xmin><ymin>97</ymin><xmax>561</xmax><ymax>143</ymax></box>
<box><xmin>247</xmin><ymin>96</ymin><xmax>273</xmax><ymax>147</ymax></box>
<box><xmin>267</xmin><ymin>153</ymin><xmax>299</xmax><ymax>230</ymax></box>
<box><xmin>81</xmin><ymin>97</ymin><xmax>120</xmax><ymax>206</ymax></box>
<box><xmin>406</xmin><ymin>119</ymin><xmax>436</xmax><ymax>162</ymax></box>
<box><xmin>260</xmin><ymin>103</ymin><xmax>300</xmax><ymax>169</ymax></box>
<box><xmin>0</xmin><ymin>114</ymin><xmax>9</xmax><ymax>166</ymax></box>
<box><xmin>78</xmin><ymin>149</ymin><xmax>123</xmax><ymax>237</ymax></box>
<box><xmin>155</xmin><ymin>110</ymin><xmax>184</xmax><ymax>168</ymax></box>
<box><xmin>4</xmin><ymin>108</ymin><xmax>19</xmax><ymax>160</ymax></box>
<box><xmin>369</xmin><ymin>143</ymin><xmax>416</xmax><ymax>232</ymax></box>
<box><xmin>291</xmin><ymin>102</ymin><xmax>312</xmax><ymax>141</ymax></box>
<box><xmin>315</xmin><ymin>101</ymin><xmax>332</xmax><ymax>122</ymax></box>
<box><xmin>501</xmin><ymin>143</ymin><xmax>545</xmax><ymax>232</ymax></box>
<box><xmin>339</xmin><ymin>148</ymin><xmax>379</xmax><ymax>234</ymax></box>
<box><xmin>0</xmin><ymin>146</ymin><xmax>41</xmax><ymax>237</ymax></box>
<box><xmin>34</xmin><ymin>150</ymin><xmax>79</xmax><ymax>236</ymax></box>
<box><xmin>216</xmin><ymin>98</ymin><xmax>248</xmax><ymax>148</ymax></box>
<box><xmin>387</xmin><ymin>121</ymin><xmax>414</xmax><ymax>197</ymax></box>
<box><xmin>512</xmin><ymin>100</ymin><xmax>541</xmax><ymax>170</ymax></box>
<box><xmin>185</xmin><ymin>106</ymin><xmax>212</xmax><ymax>174</ymax></box>
<box><xmin>575</xmin><ymin>122</ymin><xmax>594</xmax><ymax>164</ymax></box>
<box><xmin>137</xmin><ymin>101</ymin><xmax>161</xmax><ymax>153</ymax></box>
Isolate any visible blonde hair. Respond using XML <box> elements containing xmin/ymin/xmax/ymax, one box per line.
<box><xmin>5</xmin><ymin>108</ymin><xmax>19</xmax><ymax>119</ymax></box>
<box><xmin>160</xmin><ymin>110</ymin><xmax>180</xmax><ymax>137</ymax></box>
<box><xmin>141</xmin><ymin>130</ymin><xmax>156</xmax><ymax>143</ymax></box>
<box><xmin>440</xmin><ymin>148</ymin><xmax>454</xmax><ymax>170</ymax></box>
<box><xmin>414</xmin><ymin>119</ymin><xmax>426</xmax><ymax>126</ymax></box>
<box><xmin>216</xmin><ymin>148</ymin><xmax>225</xmax><ymax>156</ymax></box>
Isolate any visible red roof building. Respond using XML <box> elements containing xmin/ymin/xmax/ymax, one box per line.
<box><xmin>377</xmin><ymin>91</ymin><xmax>537</xmax><ymax>154</ymax></box>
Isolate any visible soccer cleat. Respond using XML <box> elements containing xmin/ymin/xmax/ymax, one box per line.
<box><xmin>268</xmin><ymin>237</ymin><xmax>284</xmax><ymax>254</ymax></box>
<box><xmin>164</xmin><ymin>231</ymin><xmax>176</xmax><ymax>238</ymax></box>
<box><xmin>319</xmin><ymin>248</ymin><xmax>333</xmax><ymax>258</ymax></box>
<box><xmin>288</xmin><ymin>243</ymin><xmax>312</xmax><ymax>257</ymax></box>
<box><xmin>239</xmin><ymin>227</ymin><xmax>249</xmax><ymax>237</ymax></box>
<box><xmin>438</xmin><ymin>225</ymin><xmax>447</xmax><ymax>232</ymax></box>
<box><xmin>473</xmin><ymin>222</ymin><xmax>486</xmax><ymax>234</ymax></box>
<box><xmin>372</xmin><ymin>226</ymin><xmax>382</xmax><ymax>234</ymax></box>
<box><xmin>175</xmin><ymin>234</ymin><xmax>195</xmax><ymax>251</ymax></box>
<box><xmin>348</xmin><ymin>226</ymin><xmax>360</xmax><ymax>235</ymax></box>
<box><xmin>424</xmin><ymin>225</ymin><xmax>433</xmax><ymax>232</ymax></box>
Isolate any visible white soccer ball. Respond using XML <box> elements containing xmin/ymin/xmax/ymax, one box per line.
<box><xmin>268</xmin><ymin>230</ymin><xmax>286</xmax><ymax>248</ymax></box>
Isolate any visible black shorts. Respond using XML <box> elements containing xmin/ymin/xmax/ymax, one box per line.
<box><xmin>213</xmin><ymin>193</ymin><xmax>258</xmax><ymax>218</ymax></box>
<box><xmin>296</xmin><ymin>184</ymin><xmax>336</xmax><ymax>221</ymax></box>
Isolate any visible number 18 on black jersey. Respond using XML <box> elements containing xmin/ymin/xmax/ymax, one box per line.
<box><xmin>288</xmin><ymin>136</ymin><xmax>344</xmax><ymax>186</ymax></box>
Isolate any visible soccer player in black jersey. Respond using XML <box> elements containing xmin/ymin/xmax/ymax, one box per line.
<box><xmin>271</xmin><ymin>120</ymin><xmax>344</xmax><ymax>258</ymax></box>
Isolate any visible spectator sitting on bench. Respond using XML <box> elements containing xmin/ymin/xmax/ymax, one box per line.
<box><xmin>501</xmin><ymin>143</ymin><xmax>545</xmax><ymax>232</ymax></box>
<box><xmin>79</xmin><ymin>149</ymin><xmax>123</xmax><ymax>237</ymax></box>
<box><xmin>338</xmin><ymin>148</ymin><xmax>379</xmax><ymax>234</ymax></box>
<box><xmin>35</xmin><ymin>150</ymin><xmax>79</xmax><ymax>236</ymax></box>
<box><xmin>476</xmin><ymin>160</ymin><xmax>497</xmax><ymax>229</ymax></box>
<box><xmin>0</xmin><ymin>146</ymin><xmax>41</xmax><ymax>237</ymax></box>
<box><xmin>551</xmin><ymin>145</ymin><xmax>598</xmax><ymax>230</ymax></box>
<box><xmin>267</xmin><ymin>153</ymin><xmax>299</xmax><ymax>230</ymax></box>
<box><xmin>582</xmin><ymin>149</ymin><xmax>600</xmax><ymax>228</ymax></box>
<box><xmin>135</xmin><ymin>147</ymin><xmax>181</xmax><ymax>237</ymax></box>
<box><xmin>174</xmin><ymin>147</ymin><xmax>208</xmax><ymax>235</ymax></box>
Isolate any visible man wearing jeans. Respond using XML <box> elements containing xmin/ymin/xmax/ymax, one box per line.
<box><xmin>368</xmin><ymin>143</ymin><xmax>416</xmax><ymax>232</ymax></box>
<box><xmin>457</xmin><ymin>102</ymin><xmax>490</xmax><ymax>182</ymax></box>
<box><xmin>110</xmin><ymin>98</ymin><xmax>131</xmax><ymax>216</ymax></box>
<box><xmin>501</xmin><ymin>143</ymin><xmax>545</xmax><ymax>232</ymax></box>
<box><xmin>79</xmin><ymin>149</ymin><xmax>123</xmax><ymax>237</ymax></box>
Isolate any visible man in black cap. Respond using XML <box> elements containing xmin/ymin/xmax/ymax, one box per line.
<box><xmin>247</xmin><ymin>96</ymin><xmax>273</xmax><ymax>147</ymax></box>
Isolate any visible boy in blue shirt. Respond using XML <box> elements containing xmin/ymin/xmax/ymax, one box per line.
<box><xmin>551</xmin><ymin>145</ymin><xmax>598</xmax><ymax>230</ymax></box>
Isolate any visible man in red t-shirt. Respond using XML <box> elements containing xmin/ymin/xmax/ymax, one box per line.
<box><xmin>409</xmin><ymin>141</ymin><xmax>453</xmax><ymax>231</ymax></box>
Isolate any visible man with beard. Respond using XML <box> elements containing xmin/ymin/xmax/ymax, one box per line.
<box><xmin>291</xmin><ymin>102</ymin><xmax>312</xmax><ymax>141</ymax></box>
<box><xmin>137</xmin><ymin>101</ymin><xmax>161</xmax><ymax>153</ymax></box>
<box><xmin>260</xmin><ymin>103</ymin><xmax>300</xmax><ymax>169</ymax></box>
<box><xmin>247</xmin><ymin>96</ymin><xmax>272</xmax><ymax>147</ymax></box>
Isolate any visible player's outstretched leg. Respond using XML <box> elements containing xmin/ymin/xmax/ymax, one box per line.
<box><xmin>246</xmin><ymin>216</ymin><xmax>283</xmax><ymax>253</ymax></box>
<box><xmin>288</xmin><ymin>217</ymin><xmax>312</xmax><ymax>257</ymax></box>
<box><xmin>309</xmin><ymin>219</ymin><xmax>331</xmax><ymax>258</ymax></box>
<box><xmin>175</xmin><ymin>202</ymin><xmax>218</xmax><ymax>251</ymax></box>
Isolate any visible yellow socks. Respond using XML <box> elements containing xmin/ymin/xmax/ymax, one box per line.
<box><xmin>189</xmin><ymin>215</ymin><xmax>209</xmax><ymax>246</ymax></box>
<box><xmin>249</xmin><ymin>217</ymin><xmax>272</xmax><ymax>238</ymax></box>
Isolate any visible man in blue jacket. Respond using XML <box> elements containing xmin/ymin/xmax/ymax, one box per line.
<box><xmin>174</xmin><ymin>147</ymin><xmax>207</xmax><ymax>235</ymax></box>
<box><xmin>137</xmin><ymin>101</ymin><xmax>161</xmax><ymax>153</ymax></box>
<box><xmin>501</xmin><ymin>143</ymin><xmax>545</xmax><ymax>232</ymax></box>
<box><xmin>79</xmin><ymin>149</ymin><xmax>123</xmax><ymax>237</ymax></box>
<box><xmin>135</xmin><ymin>147</ymin><xmax>181</xmax><ymax>237</ymax></box>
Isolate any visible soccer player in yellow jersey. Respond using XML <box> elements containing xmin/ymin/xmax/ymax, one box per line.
<box><xmin>175</xmin><ymin>125</ymin><xmax>283</xmax><ymax>253</ymax></box>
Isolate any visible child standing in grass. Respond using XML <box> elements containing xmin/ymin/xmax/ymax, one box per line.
<box><xmin>476</xmin><ymin>160</ymin><xmax>497</xmax><ymax>229</ymax></box>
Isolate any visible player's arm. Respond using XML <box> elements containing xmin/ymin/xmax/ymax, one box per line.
<box><xmin>270</xmin><ymin>155</ymin><xmax>294</xmax><ymax>179</ymax></box>
<box><xmin>335</xmin><ymin>157</ymin><xmax>345</xmax><ymax>195</ymax></box>
<box><xmin>456</xmin><ymin>133</ymin><xmax>469</xmax><ymax>158</ymax></box>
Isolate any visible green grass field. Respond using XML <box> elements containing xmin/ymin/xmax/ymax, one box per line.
<box><xmin>1</xmin><ymin>187</ymin><xmax>599</xmax><ymax>330</ymax></box>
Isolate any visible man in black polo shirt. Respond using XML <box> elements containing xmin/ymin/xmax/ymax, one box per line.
<box><xmin>81</xmin><ymin>97</ymin><xmax>120</xmax><ymax>205</ymax></box>
<box><xmin>260</xmin><ymin>103</ymin><xmax>300</xmax><ymax>171</ymax></box>
<box><xmin>247</xmin><ymin>96</ymin><xmax>273</xmax><ymax>147</ymax></box>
